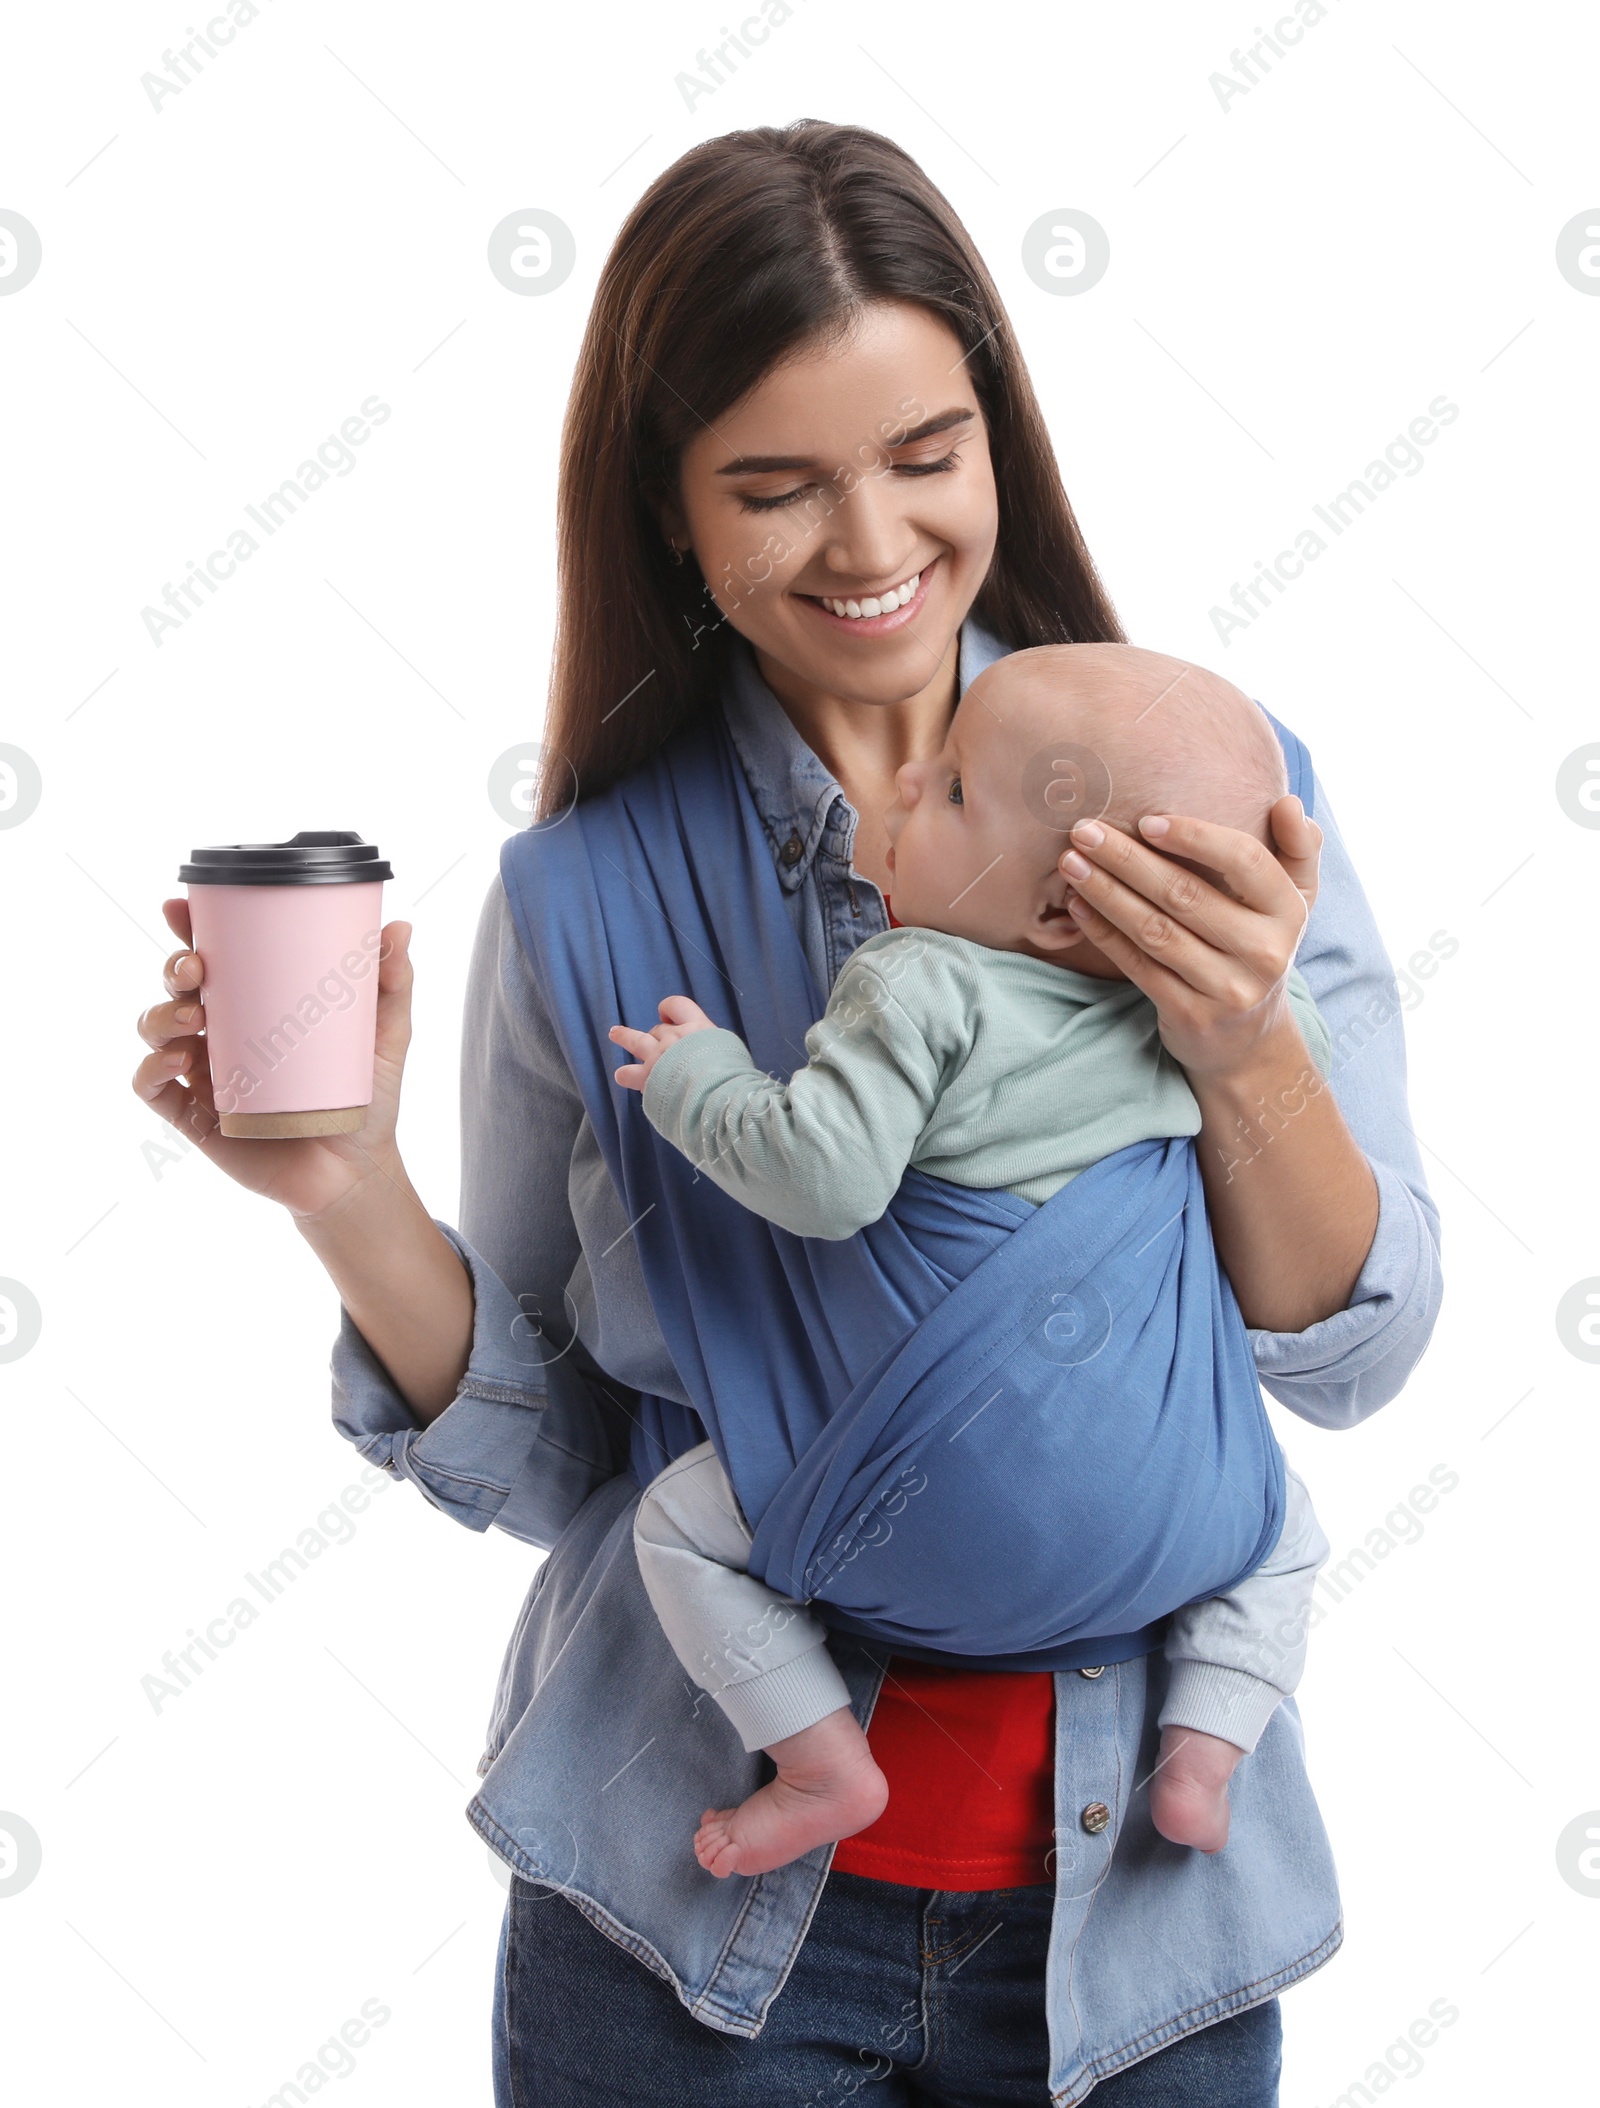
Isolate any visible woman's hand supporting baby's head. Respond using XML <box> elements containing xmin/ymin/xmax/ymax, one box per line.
<box><xmin>880</xmin><ymin>642</ymin><xmax>1290</xmax><ymax>975</ymax></box>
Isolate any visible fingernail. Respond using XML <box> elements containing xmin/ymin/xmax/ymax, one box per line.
<box><xmin>1138</xmin><ymin>815</ymin><xmax>1171</xmax><ymax>838</ymax></box>
<box><xmin>175</xmin><ymin>1002</ymin><xmax>198</xmax><ymax>1024</ymax></box>
<box><xmin>1061</xmin><ymin>850</ymin><xmax>1091</xmax><ymax>880</ymax></box>
<box><xmin>1068</xmin><ymin>895</ymin><xmax>1091</xmax><ymax>917</ymax></box>
<box><xmin>1070</xmin><ymin>820</ymin><xmax>1104</xmax><ymax>847</ymax></box>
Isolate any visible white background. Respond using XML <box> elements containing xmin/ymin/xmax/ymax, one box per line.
<box><xmin>2</xmin><ymin>1</ymin><xmax>1596</xmax><ymax>2099</ymax></box>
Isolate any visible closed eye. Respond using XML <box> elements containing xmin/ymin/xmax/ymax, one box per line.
<box><xmin>737</xmin><ymin>450</ymin><xmax>962</xmax><ymax>515</ymax></box>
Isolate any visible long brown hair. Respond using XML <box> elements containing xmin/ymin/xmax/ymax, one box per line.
<box><xmin>538</xmin><ymin>118</ymin><xmax>1124</xmax><ymax>817</ymax></box>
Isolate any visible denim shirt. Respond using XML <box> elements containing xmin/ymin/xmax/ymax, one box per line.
<box><xmin>331</xmin><ymin>620</ymin><xmax>1442</xmax><ymax>2101</ymax></box>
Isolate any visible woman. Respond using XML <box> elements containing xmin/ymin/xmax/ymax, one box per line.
<box><xmin>134</xmin><ymin>122</ymin><xmax>1441</xmax><ymax>2104</ymax></box>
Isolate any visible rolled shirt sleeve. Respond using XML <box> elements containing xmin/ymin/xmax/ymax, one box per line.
<box><xmin>1245</xmin><ymin>778</ymin><xmax>1444</xmax><ymax>1428</ymax></box>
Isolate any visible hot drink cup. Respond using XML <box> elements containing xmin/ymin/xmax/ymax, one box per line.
<box><xmin>177</xmin><ymin>831</ymin><xmax>394</xmax><ymax>1138</ymax></box>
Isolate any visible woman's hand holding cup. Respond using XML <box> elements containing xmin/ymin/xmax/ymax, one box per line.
<box><xmin>133</xmin><ymin>896</ymin><xmax>416</xmax><ymax>1225</ymax></box>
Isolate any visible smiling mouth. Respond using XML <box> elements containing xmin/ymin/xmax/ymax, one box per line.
<box><xmin>800</xmin><ymin>556</ymin><xmax>936</xmax><ymax>634</ymax></box>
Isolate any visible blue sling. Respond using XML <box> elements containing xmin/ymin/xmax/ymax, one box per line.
<box><xmin>500</xmin><ymin>703</ymin><xmax>1315</xmax><ymax>1673</ymax></box>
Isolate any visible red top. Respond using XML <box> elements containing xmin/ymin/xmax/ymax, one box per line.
<box><xmin>831</xmin><ymin>1658</ymin><xmax>1056</xmax><ymax>1888</ymax></box>
<box><xmin>815</xmin><ymin>898</ymin><xmax>1057</xmax><ymax>1891</ymax></box>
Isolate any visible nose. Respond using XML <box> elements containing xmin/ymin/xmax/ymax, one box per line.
<box><xmin>893</xmin><ymin>759</ymin><xmax>926</xmax><ymax>810</ymax></box>
<box><xmin>821</xmin><ymin>470</ymin><xmax>915</xmax><ymax>591</ymax></box>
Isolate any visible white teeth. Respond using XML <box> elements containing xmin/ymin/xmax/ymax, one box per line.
<box><xmin>824</xmin><ymin>570</ymin><xmax>921</xmax><ymax>619</ymax></box>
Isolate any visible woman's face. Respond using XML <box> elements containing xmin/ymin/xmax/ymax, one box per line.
<box><xmin>663</xmin><ymin>300</ymin><xmax>1000</xmax><ymax>707</ymax></box>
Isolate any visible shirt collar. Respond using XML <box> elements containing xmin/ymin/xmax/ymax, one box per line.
<box><xmin>720</xmin><ymin>616</ymin><xmax>1015</xmax><ymax>891</ymax></box>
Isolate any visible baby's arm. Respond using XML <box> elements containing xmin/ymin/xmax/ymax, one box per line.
<box><xmin>609</xmin><ymin>933</ymin><xmax>957</xmax><ymax>1240</ymax></box>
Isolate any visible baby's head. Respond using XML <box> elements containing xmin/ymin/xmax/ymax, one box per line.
<box><xmin>882</xmin><ymin>643</ymin><xmax>1289</xmax><ymax>977</ymax></box>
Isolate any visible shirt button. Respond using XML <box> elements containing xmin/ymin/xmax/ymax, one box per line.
<box><xmin>1080</xmin><ymin>1802</ymin><xmax>1112</xmax><ymax>1835</ymax></box>
<box><xmin>1078</xmin><ymin>1665</ymin><xmax>1105</xmax><ymax>1679</ymax></box>
<box><xmin>780</xmin><ymin>832</ymin><xmax>804</xmax><ymax>867</ymax></box>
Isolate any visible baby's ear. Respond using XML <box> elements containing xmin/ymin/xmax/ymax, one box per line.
<box><xmin>1030</xmin><ymin>859</ymin><xmax>1089</xmax><ymax>953</ymax></box>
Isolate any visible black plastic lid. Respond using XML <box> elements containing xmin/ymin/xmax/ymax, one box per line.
<box><xmin>179</xmin><ymin>830</ymin><xmax>394</xmax><ymax>885</ymax></box>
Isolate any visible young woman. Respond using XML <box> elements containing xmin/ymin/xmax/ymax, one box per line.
<box><xmin>135</xmin><ymin>122</ymin><xmax>1441</xmax><ymax>2104</ymax></box>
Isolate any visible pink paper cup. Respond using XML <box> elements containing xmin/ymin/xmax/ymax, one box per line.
<box><xmin>178</xmin><ymin>831</ymin><xmax>395</xmax><ymax>1139</ymax></box>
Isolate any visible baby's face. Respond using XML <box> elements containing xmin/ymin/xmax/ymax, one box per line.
<box><xmin>883</xmin><ymin>646</ymin><xmax>1282</xmax><ymax>966</ymax></box>
<box><xmin>883</xmin><ymin>671</ymin><xmax>1125</xmax><ymax>973</ymax></box>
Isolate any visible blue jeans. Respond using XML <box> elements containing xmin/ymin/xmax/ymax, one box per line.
<box><xmin>492</xmin><ymin>1870</ymin><xmax>1282</xmax><ymax>2104</ymax></box>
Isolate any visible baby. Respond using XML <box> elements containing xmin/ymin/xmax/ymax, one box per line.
<box><xmin>609</xmin><ymin>642</ymin><xmax>1331</xmax><ymax>1881</ymax></box>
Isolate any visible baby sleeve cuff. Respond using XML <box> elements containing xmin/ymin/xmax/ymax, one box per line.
<box><xmin>714</xmin><ymin>1643</ymin><xmax>856</xmax><ymax>1754</ymax></box>
<box><xmin>1158</xmin><ymin>1662</ymin><xmax>1286</xmax><ymax>1755</ymax></box>
<box><xmin>641</xmin><ymin>1026</ymin><xmax>760</xmax><ymax>1144</ymax></box>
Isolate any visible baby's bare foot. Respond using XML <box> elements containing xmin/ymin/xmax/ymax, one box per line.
<box><xmin>694</xmin><ymin>1707</ymin><xmax>888</xmax><ymax>1879</ymax></box>
<box><xmin>1149</xmin><ymin>1725</ymin><xmax>1245</xmax><ymax>1853</ymax></box>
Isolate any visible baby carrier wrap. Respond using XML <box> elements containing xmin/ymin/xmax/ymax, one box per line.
<box><xmin>500</xmin><ymin>704</ymin><xmax>1316</xmax><ymax>1672</ymax></box>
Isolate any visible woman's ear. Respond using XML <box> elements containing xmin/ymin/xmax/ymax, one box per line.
<box><xmin>653</xmin><ymin>499</ymin><xmax>688</xmax><ymax>556</ymax></box>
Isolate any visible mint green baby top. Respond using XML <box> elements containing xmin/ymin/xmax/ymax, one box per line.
<box><xmin>641</xmin><ymin>927</ymin><xmax>1332</xmax><ymax>1242</ymax></box>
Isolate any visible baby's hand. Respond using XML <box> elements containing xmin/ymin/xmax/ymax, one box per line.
<box><xmin>608</xmin><ymin>996</ymin><xmax>716</xmax><ymax>1091</ymax></box>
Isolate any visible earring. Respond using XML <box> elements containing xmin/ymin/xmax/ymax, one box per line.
<box><xmin>667</xmin><ymin>539</ymin><xmax>685</xmax><ymax>566</ymax></box>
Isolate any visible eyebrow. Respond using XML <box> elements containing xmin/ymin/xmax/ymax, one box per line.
<box><xmin>713</xmin><ymin>407</ymin><xmax>976</xmax><ymax>476</ymax></box>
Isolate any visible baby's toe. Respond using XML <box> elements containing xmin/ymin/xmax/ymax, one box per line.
<box><xmin>694</xmin><ymin>1812</ymin><xmax>737</xmax><ymax>1874</ymax></box>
